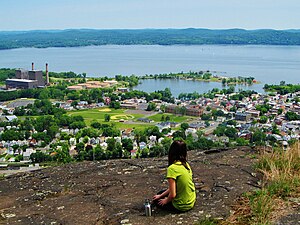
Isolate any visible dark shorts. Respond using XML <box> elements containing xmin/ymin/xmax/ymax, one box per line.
<box><xmin>152</xmin><ymin>190</ymin><xmax>181</xmax><ymax>213</ymax></box>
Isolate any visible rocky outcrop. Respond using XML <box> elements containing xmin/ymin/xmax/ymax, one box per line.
<box><xmin>0</xmin><ymin>147</ymin><xmax>261</xmax><ymax>225</ymax></box>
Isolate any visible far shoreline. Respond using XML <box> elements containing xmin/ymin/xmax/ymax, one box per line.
<box><xmin>1</xmin><ymin>43</ymin><xmax>300</xmax><ymax>51</ymax></box>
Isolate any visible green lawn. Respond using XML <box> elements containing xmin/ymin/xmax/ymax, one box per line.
<box><xmin>147</xmin><ymin>113</ymin><xmax>193</xmax><ymax>123</ymax></box>
<box><xmin>113</xmin><ymin>122</ymin><xmax>153</xmax><ymax>130</ymax></box>
<box><xmin>67</xmin><ymin>108</ymin><xmax>147</xmax><ymax>128</ymax></box>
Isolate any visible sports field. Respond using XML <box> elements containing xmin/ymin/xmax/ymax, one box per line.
<box><xmin>67</xmin><ymin>108</ymin><xmax>150</xmax><ymax>129</ymax></box>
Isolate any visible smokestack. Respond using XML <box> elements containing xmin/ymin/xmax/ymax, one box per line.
<box><xmin>46</xmin><ymin>63</ymin><xmax>49</xmax><ymax>85</ymax></box>
<box><xmin>31</xmin><ymin>62</ymin><xmax>34</xmax><ymax>71</ymax></box>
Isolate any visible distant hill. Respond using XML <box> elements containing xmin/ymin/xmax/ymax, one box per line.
<box><xmin>1</xmin><ymin>28</ymin><xmax>300</xmax><ymax>49</ymax></box>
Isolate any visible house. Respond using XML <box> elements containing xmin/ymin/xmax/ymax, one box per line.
<box><xmin>189</xmin><ymin>123</ymin><xmax>205</xmax><ymax>130</ymax></box>
<box><xmin>120</xmin><ymin>103</ymin><xmax>138</xmax><ymax>109</ymax></box>
<box><xmin>5</xmin><ymin>115</ymin><xmax>18</xmax><ymax>122</ymax></box>
<box><xmin>235</xmin><ymin>112</ymin><xmax>251</xmax><ymax>121</ymax></box>
<box><xmin>89</xmin><ymin>137</ymin><xmax>97</xmax><ymax>145</ymax></box>
<box><xmin>149</xmin><ymin>135</ymin><xmax>157</xmax><ymax>143</ymax></box>
<box><xmin>130</xmin><ymin>149</ymin><xmax>138</xmax><ymax>158</ymax></box>
<box><xmin>238</xmin><ymin>132</ymin><xmax>252</xmax><ymax>140</ymax></box>
<box><xmin>165</xmin><ymin>104</ymin><xmax>203</xmax><ymax>117</ymax></box>
<box><xmin>246</xmin><ymin>110</ymin><xmax>260</xmax><ymax>118</ymax></box>
<box><xmin>185</xmin><ymin>128</ymin><xmax>198</xmax><ymax>140</ymax></box>
<box><xmin>137</xmin><ymin>118</ymin><xmax>153</xmax><ymax>123</ymax></box>
<box><xmin>114</xmin><ymin>136</ymin><xmax>122</xmax><ymax>143</ymax></box>
<box><xmin>117</xmin><ymin>87</ymin><xmax>129</xmax><ymax>93</ymax></box>
<box><xmin>23</xmin><ymin>148</ymin><xmax>35</xmax><ymax>161</ymax></box>
<box><xmin>156</xmin><ymin>122</ymin><xmax>171</xmax><ymax>131</ymax></box>
<box><xmin>139</xmin><ymin>142</ymin><xmax>147</xmax><ymax>150</ymax></box>
<box><xmin>158</xmin><ymin>137</ymin><xmax>164</xmax><ymax>144</ymax></box>
<box><xmin>100</xmin><ymin>142</ymin><xmax>108</xmax><ymax>149</ymax></box>
<box><xmin>122</xmin><ymin>129</ymin><xmax>133</xmax><ymax>139</ymax></box>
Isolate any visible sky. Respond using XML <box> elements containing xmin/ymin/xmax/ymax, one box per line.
<box><xmin>0</xmin><ymin>0</ymin><xmax>299</xmax><ymax>31</ymax></box>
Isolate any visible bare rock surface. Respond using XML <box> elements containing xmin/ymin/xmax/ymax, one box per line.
<box><xmin>0</xmin><ymin>147</ymin><xmax>262</xmax><ymax>225</ymax></box>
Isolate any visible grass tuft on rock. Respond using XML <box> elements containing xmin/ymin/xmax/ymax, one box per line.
<box><xmin>225</xmin><ymin>143</ymin><xmax>300</xmax><ymax>225</ymax></box>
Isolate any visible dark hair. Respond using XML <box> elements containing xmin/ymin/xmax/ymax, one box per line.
<box><xmin>168</xmin><ymin>140</ymin><xmax>189</xmax><ymax>170</ymax></box>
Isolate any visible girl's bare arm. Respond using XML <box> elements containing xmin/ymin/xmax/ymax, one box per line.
<box><xmin>158</xmin><ymin>178</ymin><xmax>176</xmax><ymax>205</ymax></box>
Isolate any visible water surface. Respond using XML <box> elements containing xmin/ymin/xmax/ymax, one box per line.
<box><xmin>0</xmin><ymin>45</ymin><xmax>299</xmax><ymax>96</ymax></box>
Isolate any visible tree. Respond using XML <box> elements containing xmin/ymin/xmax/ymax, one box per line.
<box><xmin>1</xmin><ymin>129</ymin><xmax>24</xmax><ymax>141</ymax></box>
<box><xmin>146</xmin><ymin>102</ymin><xmax>156</xmax><ymax>111</ymax></box>
<box><xmin>160</xmin><ymin>137</ymin><xmax>172</xmax><ymax>155</ymax></box>
<box><xmin>186</xmin><ymin>134</ymin><xmax>197</xmax><ymax>150</ymax></box>
<box><xmin>106</xmin><ymin>138</ymin><xmax>116</xmax><ymax>152</ymax></box>
<box><xmin>213</xmin><ymin>125</ymin><xmax>226</xmax><ymax>137</ymax></box>
<box><xmin>160</xmin><ymin>104</ymin><xmax>166</xmax><ymax>113</ymax></box>
<box><xmin>14</xmin><ymin>107</ymin><xmax>26</xmax><ymax>116</ymax></box>
<box><xmin>12</xmin><ymin>144</ymin><xmax>19</xmax><ymax>154</ymax></box>
<box><xmin>236</xmin><ymin>138</ymin><xmax>249</xmax><ymax>146</ymax></box>
<box><xmin>140</xmin><ymin>147</ymin><xmax>149</xmax><ymax>158</ymax></box>
<box><xmin>104</xmin><ymin>114</ymin><xmax>111</xmax><ymax>122</ymax></box>
<box><xmin>109</xmin><ymin>101</ymin><xmax>121</xmax><ymax>109</ymax></box>
<box><xmin>259</xmin><ymin>116</ymin><xmax>268</xmax><ymax>124</ymax></box>
<box><xmin>14</xmin><ymin>154</ymin><xmax>23</xmax><ymax>162</ymax></box>
<box><xmin>122</xmin><ymin>138</ymin><xmax>133</xmax><ymax>152</ymax></box>
<box><xmin>197</xmin><ymin>137</ymin><xmax>214</xmax><ymax>150</ymax></box>
<box><xmin>112</xmin><ymin>143</ymin><xmax>123</xmax><ymax>158</ymax></box>
<box><xmin>227</xmin><ymin>120</ymin><xmax>237</xmax><ymax>126</ymax></box>
<box><xmin>69</xmin><ymin>121</ymin><xmax>86</xmax><ymax>129</ymax></box>
<box><xmin>47</xmin><ymin>124</ymin><xmax>59</xmax><ymax>139</ymax></box>
<box><xmin>180</xmin><ymin>123</ymin><xmax>189</xmax><ymax>131</ymax></box>
<box><xmin>172</xmin><ymin>130</ymin><xmax>186</xmax><ymax>140</ymax></box>
<box><xmin>149</xmin><ymin>145</ymin><xmax>165</xmax><ymax>157</ymax></box>
<box><xmin>102</xmin><ymin>126</ymin><xmax>120</xmax><ymax>137</ymax></box>
<box><xmin>201</xmin><ymin>113</ymin><xmax>211</xmax><ymax>121</ymax></box>
<box><xmin>54</xmin><ymin>146</ymin><xmax>72</xmax><ymax>163</ymax></box>
<box><xmin>145</xmin><ymin>126</ymin><xmax>162</xmax><ymax>138</ymax></box>
<box><xmin>272</xmin><ymin>124</ymin><xmax>280</xmax><ymax>135</ymax></box>
<box><xmin>94</xmin><ymin>144</ymin><xmax>105</xmax><ymax>160</ymax></box>
<box><xmin>252</xmin><ymin>130</ymin><xmax>266</xmax><ymax>145</ymax></box>
<box><xmin>285</xmin><ymin>111</ymin><xmax>300</xmax><ymax>121</ymax></box>
<box><xmin>179</xmin><ymin>106</ymin><xmax>187</xmax><ymax>116</ymax></box>
<box><xmin>224</xmin><ymin>127</ymin><xmax>237</xmax><ymax>139</ymax></box>
<box><xmin>91</xmin><ymin>121</ymin><xmax>102</xmax><ymax>129</ymax></box>
<box><xmin>280</xmin><ymin>81</ymin><xmax>286</xmax><ymax>86</ymax></box>
<box><xmin>222</xmin><ymin>78</ymin><xmax>227</xmax><ymax>85</ymax></box>
<box><xmin>30</xmin><ymin>151</ymin><xmax>51</xmax><ymax>163</ymax></box>
<box><xmin>71</xmin><ymin>100</ymin><xmax>78</xmax><ymax>108</ymax></box>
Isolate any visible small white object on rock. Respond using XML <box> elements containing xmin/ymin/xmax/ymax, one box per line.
<box><xmin>4</xmin><ymin>213</ymin><xmax>16</xmax><ymax>218</ymax></box>
<box><xmin>120</xmin><ymin>219</ymin><xmax>130</xmax><ymax>224</ymax></box>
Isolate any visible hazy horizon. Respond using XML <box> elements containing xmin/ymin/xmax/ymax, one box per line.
<box><xmin>1</xmin><ymin>28</ymin><xmax>300</xmax><ymax>32</ymax></box>
<box><xmin>1</xmin><ymin>0</ymin><xmax>299</xmax><ymax>31</ymax></box>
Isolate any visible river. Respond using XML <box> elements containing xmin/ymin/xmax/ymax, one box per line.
<box><xmin>0</xmin><ymin>45</ymin><xmax>299</xmax><ymax>96</ymax></box>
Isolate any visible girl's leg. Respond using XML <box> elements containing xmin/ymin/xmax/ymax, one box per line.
<box><xmin>152</xmin><ymin>190</ymin><xmax>180</xmax><ymax>213</ymax></box>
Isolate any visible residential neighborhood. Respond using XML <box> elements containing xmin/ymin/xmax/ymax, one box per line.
<box><xmin>1</xmin><ymin>88</ymin><xmax>300</xmax><ymax>168</ymax></box>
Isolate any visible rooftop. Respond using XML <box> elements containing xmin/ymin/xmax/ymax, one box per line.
<box><xmin>6</xmin><ymin>79</ymin><xmax>37</xmax><ymax>83</ymax></box>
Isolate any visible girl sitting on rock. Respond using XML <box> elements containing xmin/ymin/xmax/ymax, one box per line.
<box><xmin>153</xmin><ymin>140</ymin><xmax>196</xmax><ymax>212</ymax></box>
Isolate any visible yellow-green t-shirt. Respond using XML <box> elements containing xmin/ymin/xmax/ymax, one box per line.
<box><xmin>167</xmin><ymin>161</ymin><xmax>196</xmax><ymax>211</ymax></box>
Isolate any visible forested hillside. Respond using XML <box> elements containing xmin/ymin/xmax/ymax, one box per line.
<box><xmin>1</xmin><ymin>28</ymin><xmax>300</xmax><ymax>49</ymax></box>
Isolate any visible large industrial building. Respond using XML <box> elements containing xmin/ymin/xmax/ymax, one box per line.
<box><xmin>6</xmin><ymin>63</ymin><xmax>49</xmax><ymax>89</ymax></box>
